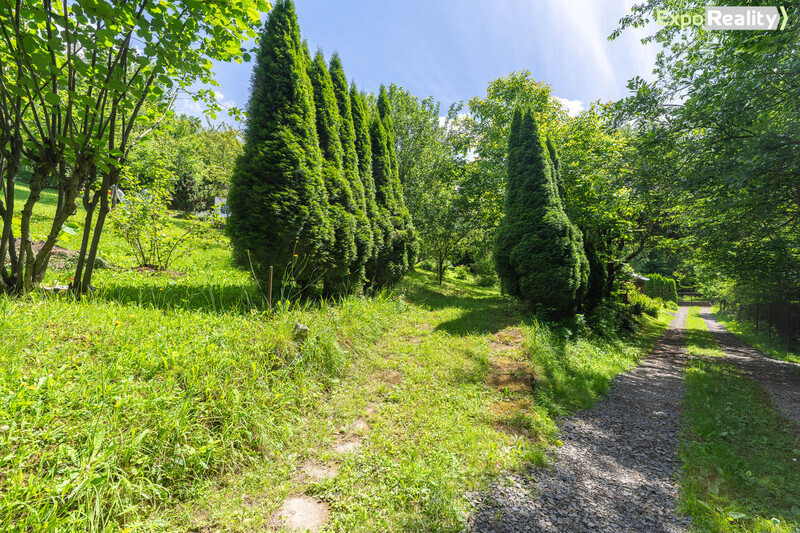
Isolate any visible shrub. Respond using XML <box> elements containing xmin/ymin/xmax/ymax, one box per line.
<box><xmin>629</xmin><ymin>291</ymin><xmax>660</xmax><ymax>318</ymax></box>
<box><xmin>110</xmin><ymin>189</ymin><xmax>198</xmax><ymax>271</ymax></box>
<box><xmin>494</xmin><ymin>108</ymin><xmax>586</xmax><ymax>314</ymax></box>
<box><xmin>644</xmin><ymin>273</ymin><xmax>678</xmax><ymax>303</ymax></box>
<box><xmin>453</xmin><ymin>265</ymin><xmax>470</xmax><ymax>280</ymax></box>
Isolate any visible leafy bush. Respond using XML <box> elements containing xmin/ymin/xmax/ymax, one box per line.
<box><xmin>629</xmin><ymin>291</ymin><xmax>660</xmax><ymax>317</ymax></box>
<box><xmin>452</xmin><ymin>265</ymin><xmax>470</xmax><ymax>280</ymax></box>
<box><xmin>110</xmin><ymin>188</ymin><xmax>198</xmax><ymax>271</ymax></box>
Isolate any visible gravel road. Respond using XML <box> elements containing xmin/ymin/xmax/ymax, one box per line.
<box><xmin>700</xmin><ymin>307</ymin><xmax>800</xmax><ymax>435</ymax></box>
<box><xmin>467</xmin><ymin>306</ymin><xmax>692</xmax><ymax>533</ymax></box>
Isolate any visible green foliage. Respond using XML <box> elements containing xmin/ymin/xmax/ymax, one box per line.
<box><xmin>109</xmin><ymin>189</ymin><xmax>198</xmax><ymax>271</ymax></box>
<box><xmin>494</xmin><ymin>109</ymin><xmax>586</xmax><ymax>314</ymax></box>
<box><xmin>584</xmin><ymin>233</ymin><xmax>607</xmax><ymax>311</ymax></box>
<box><xmin>226</xmin><ymin>0</ymin><xmax>332</xmax><ymax>292</ymax></box>
<box><xmin>614</xmin><ymin>0</ymin><xmax>800</xmax><ymax>309</ymax></box>
<box><xmin>366</xmin><ymin>86</ymin><xmax>418</xmax><ymax>288</ymax></box>
<box><xmin>0</xmin><ymin>0</ymin><xmax>267</xmax><ymax>294</ymax></box>
<box><xmin>350</xmin><ymin>84</ymin><xmax>387</xmax><ymax>269</ymax></box>
<box><xmin>644</xmin><ymin>273</ymin><xmax>678</xmax><ymax>303</ymax></box>
<box><xmin>627</xmin><ymin>291</ymin><xmax>660</xmax><ymax>318</ymax></box>
<box><xmin>308</xmin><ymin>49</ymin><xmax>358</xmax><ymax>296</ymax></box>
<box><xmin>330</xmin><ymin>55</ymin><xmax>373</xmax><ymax>290</ymax></box>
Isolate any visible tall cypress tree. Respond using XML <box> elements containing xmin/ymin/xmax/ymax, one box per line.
<box><xmin>329</xmin><ymin>54</ymin><xmax>373</xmax><ymax>290</ymax></box>
<box><xmin>308</xmin><ymin>49</ymin><xmax>357</xmax><ymax>295</ymax></box>
<box><xmin>227</xmin><ymin>0</ymin><xmax>331</xmax><ymax>290</ymax></box>
<box><xmin>351</xmin><ymin>85</ymin><xmax>389</xmax><ymax>275</ymax></box>
<box><xmin>494</xmin><ymin>109</ymin><xmax>584</xmax><ymax>314</ymax></box>
<box><xmin>367</xmin><ymin>113</ymin><xmax>404</xmax><ymax>286</ymax></box>
<box><xmin>375</xmin><ymin>85</ymin><xmax>418</xmax><ymax>279</ymax></box>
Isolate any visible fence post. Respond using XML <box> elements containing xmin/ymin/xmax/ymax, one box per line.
<box><xmin>268</xmin><ymin>265</ymin><xmax>273</xmax><ymax>311</ymax></box>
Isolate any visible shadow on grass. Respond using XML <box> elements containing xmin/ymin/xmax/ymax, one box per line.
<box><xmin>401</xmin><ymin>271</ymin><xmax>527</xmax><ymax>336</ymax></box>
<box><xmin>681</xmin><ymin>359</ymin><xmax>800</xmax><ymax>531</ymax></box>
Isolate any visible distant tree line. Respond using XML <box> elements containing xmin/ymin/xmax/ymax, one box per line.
<box><xmin>227</xmin><ymin>0</ymin><xmax>416</xmax><ymax>297</ymax></box>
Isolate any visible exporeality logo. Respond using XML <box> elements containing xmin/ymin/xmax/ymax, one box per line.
<box><xmin>656</xmin><ymin>6</ymin><xmax>789</xmax><ymax>30</ymax></box>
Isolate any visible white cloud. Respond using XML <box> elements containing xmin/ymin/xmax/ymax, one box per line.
<box><xmin>554</xmin><ymin>96</ymin><xmax>585</xmax><ymax>117</ymax></box>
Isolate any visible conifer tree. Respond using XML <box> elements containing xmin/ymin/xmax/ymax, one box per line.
<box><xmin>227</xmin><ymin>0</ymin><xmax>331</xmax><ymax>291</ymax></box>
<box><xmin>584</xmin><ymin>232</ymin><xmax>607</xmax><ymax>311</ymax></box>
<box><xmin>546</xmin><ymin>136</ymin><xmax>566</xmax><ymax>205</ymax></box>
<box><xmin>375</xmin><ymin>85</ymin><xmax>418</xmax><ymax>280</ymax></box>
<box><xmin>329</xmin><ymin>54</ymin><xmax>373</xmax><ymax>290</ymax></box>
<box><xmin>351</xmin><ymin>85</ymin><xmax>389</xmax><ymax>275</ymax></box>
<box><xmin>547</xmin><ymin>134</ymin><xmax>589</xmax><ymax>307</ymax></box>
<box><xmin>367</xmin><ymin>114</ymin><xmax>405</xmax><ymax>286</ymax></box>
<box><xmin>494</xmin><ymin>109</ymin><xmax>584</xmax><ymax>314</ymax></box>
<box><xmin>308</xmin><ymin>49</ymin><xmax>357</xmax><ymax>295</ymax></box>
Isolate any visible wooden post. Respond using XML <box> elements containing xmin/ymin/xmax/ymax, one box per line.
<box><xmin>268</xmin><ymin>265</ymin><xmax>273</xmax><ymax>311</ymax></box>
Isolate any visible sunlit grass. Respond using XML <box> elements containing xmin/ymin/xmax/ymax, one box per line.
<box><xmin>679</xmin><ymin>309</ymin><xmax>800</xmax><ymax>532</ymax></box>
<box><xmin>2</xmin><ymin>185</ymin><xmax>681</xmax><ymax>531</ymax></box>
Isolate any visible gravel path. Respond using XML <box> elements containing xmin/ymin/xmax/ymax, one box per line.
<box><xmin>700</xmin><ymin>308</ymin><xmax>800</xmax><ymax>435</ymax></box>
<box><xmin>467</xmin><ymin>306</ymin><xmax>692</xmax><ymax>533</ymax></box>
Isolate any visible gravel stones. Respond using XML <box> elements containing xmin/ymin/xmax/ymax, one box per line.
<box><xmin>700</xmin><ymin>308</ymin><xmax>800</xmax><ymax>435</ymax></box>
<box><xmin>467</xmin><ymin>307</ymin><xmax>692</xmax><ymax>533</ymax></box>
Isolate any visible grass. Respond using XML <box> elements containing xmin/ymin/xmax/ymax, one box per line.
<box><xmin>686</xmin><ymin>306</ymin><xmax>726</xmax><ymax>358</ymax></box>
<box><xmin>680</xmin><ymin>307</ymin><xmax>800</xmax><ymax>532</ymax></box>
<box><xmin>2</xmin><ymin>184</ymin><xmax>675</xmax><ymax>531</ymax></box>
<box><xmin>712</xmin><ymin>307</ymin><xmax>800</xmax><ymax>365</ymax></box>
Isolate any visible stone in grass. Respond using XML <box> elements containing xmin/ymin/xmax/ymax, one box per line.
<box><xmin>273</xmin><ymin>495</ymin><xmax>328</xmax><ymax>532</ymax></box>
<box><xmin>293</xmin><ymin>322</ymin><xmax>310</xmax><ymax>344</ymax></box>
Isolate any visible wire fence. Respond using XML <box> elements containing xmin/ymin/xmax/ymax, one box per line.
<box><xmin>717</xmin><ymin>300</ymin><xmax>800</xmax><ymax>351</ymax></box>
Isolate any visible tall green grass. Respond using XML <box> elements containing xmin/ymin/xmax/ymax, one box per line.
<box><xmin>524</xmin><ymin>309</ymin><xmax>672</xmax><ymax>416</ymax></box>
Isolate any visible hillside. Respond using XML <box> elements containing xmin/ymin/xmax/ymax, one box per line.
<box><xmin>1</xmin><ymin>185</ymin><xmax>672</xmax><ymax>531</ymax></box>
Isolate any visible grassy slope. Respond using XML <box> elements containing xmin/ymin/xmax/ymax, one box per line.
<box><xmin>680</xmin><ymin>306</ymin><xmax>800</xmax><ymax>532</ymax></box>
<box><xmin>2</xmin><ymin>184</ymin><xmax>671</xmax><ymax>531</ymax></box>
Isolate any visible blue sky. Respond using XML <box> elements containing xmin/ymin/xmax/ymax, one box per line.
<box><xmin>176</xmin><ymin>0</ymin><xmax>658</xmax><ymax>121</ymax></box>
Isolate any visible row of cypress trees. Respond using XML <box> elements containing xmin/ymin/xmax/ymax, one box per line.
<box><xmin>494</xmin><ymin>108</ymin><xmax>590</xmax><ymax>315</ymax></box>
<box><xmin>227</xmin><ymin>0</ymin><xmax>416</xmax><ymax>296</ymax></box>
<box><xmin>644</xmin><ymin>273</ymin><xmax>678</xmax><ymax>303</ymax></box>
